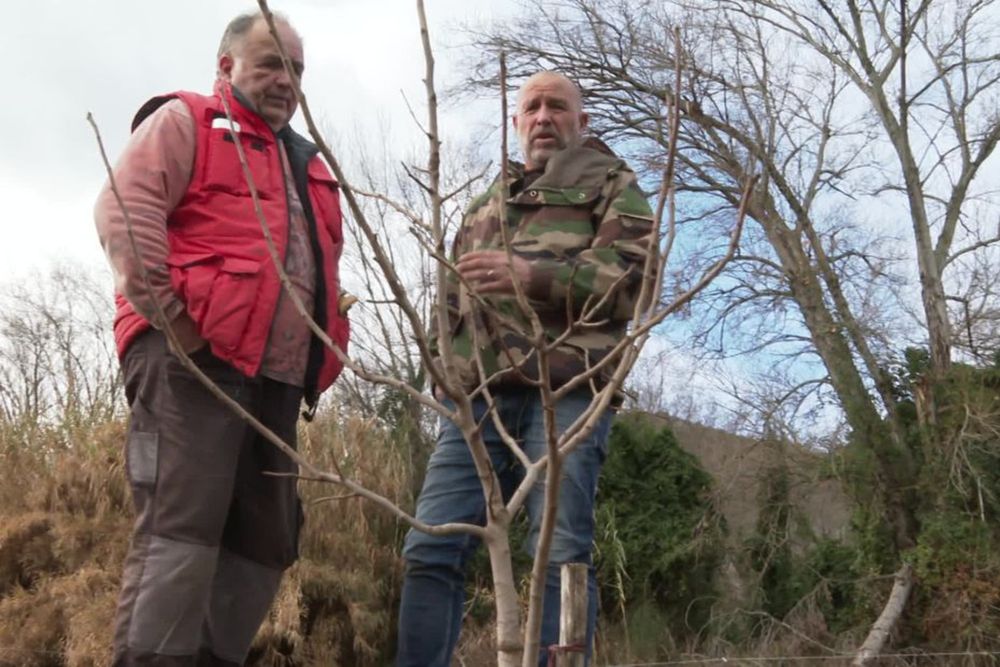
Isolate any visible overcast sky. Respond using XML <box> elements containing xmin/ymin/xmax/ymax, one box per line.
<box><xmin>0</xmin><ymin>0</ymin><xmax>512</xmax><ymax>280</ymax></box>
<box><xmin>0</xmin><ymin>0</ymin><xmax>747</xmax><ymax>423</ymax></box>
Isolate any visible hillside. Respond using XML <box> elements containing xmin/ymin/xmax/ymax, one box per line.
<box><xmin>667</xmin><ymin>418</ymin><xmax>852</xmax><ymax>544</ymax></box>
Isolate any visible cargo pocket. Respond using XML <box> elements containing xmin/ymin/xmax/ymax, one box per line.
<box><xmin>127</xmin><ymin>430</ymin><xmax>159</xmax><ymax>486</ymax></box>
<box><xmin>509</xmin><ymin>186</ymin><xmax>601</xmax><ymax>256</ymax></box>
<box><xmin>199</xmin><ymin>257</ymin><xmax>263</xmax><ymax>354</ymax></box>
<box><xmin>168</xmin><ymin>252</ymin><xmax>221</xmax><ymax>325</ymax></box>
<box><xmin>167</xmin><ymin>254</ymin><xmax>263</xmax><ymax>354</ymax></box>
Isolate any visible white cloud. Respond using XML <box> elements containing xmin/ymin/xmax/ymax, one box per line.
<box><xmin>0</xmin><ymin>0</ymin><xmax>511</xmax><ymax>280</ymax></box>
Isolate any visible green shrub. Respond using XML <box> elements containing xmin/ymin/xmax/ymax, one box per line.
<box><xmin>595</xmin><ymin>413</ymin><xmax>724</xmax><ymax>637</ymax></box>
<box><xmin>802</xmin><ymin>538</ymin><xmax>864</xmax><ymax>634</ymax></box>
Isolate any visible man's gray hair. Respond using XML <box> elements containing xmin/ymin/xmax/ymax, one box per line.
<box><xmin>216</xmin><ymin>10</ymin><xmax>291</xmax><ymax>59</ymax></box>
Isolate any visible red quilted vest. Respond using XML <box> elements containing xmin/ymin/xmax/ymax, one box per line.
<box><xmin>113</xmin><ymin>82</ymin><xmax>349</xmax><ymax>401</ymax></box>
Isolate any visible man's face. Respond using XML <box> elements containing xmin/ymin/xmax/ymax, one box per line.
<box><xmin>513</xmin><ymin>73</ymin><xmax>589</xmax><ymax>171</ymax></box>
<box><xmin>218</xmin><ymin>19</ymin><xmax>303</xmax><ymax>131</ymax></box>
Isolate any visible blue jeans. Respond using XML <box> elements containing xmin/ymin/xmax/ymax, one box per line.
<box><xmin>396</xmin><ymin>389</ymin><xmax>611</xmax><ymax>667</ymax></box>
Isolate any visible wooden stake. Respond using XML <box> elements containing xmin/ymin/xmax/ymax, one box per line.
<box><xmin>555</xmin><ymin>563</ymin><xmax>588</xmax><ymax>667</ymax></box>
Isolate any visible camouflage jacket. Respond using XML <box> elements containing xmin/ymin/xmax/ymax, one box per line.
<box><xmin>434</xmin><ymin>138</ymin><xmax>654</xmax><ymax>394</ymax></box>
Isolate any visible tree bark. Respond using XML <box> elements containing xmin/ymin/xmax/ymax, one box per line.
<box><xmin>486</xmin><ymin>523</ymin><xmax>524</xmax><ymax>667</ymax></box>
<box><xmin>852</xmin><ymin>563</ymin><xmax>914</xmax><ymax>666</ymax></box>
<box><xmin>751</xmin><ymin>198</ymin><xmax>918</xmax><ymax>551</ymax></box>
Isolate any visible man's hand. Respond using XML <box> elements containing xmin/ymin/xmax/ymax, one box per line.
<box><xmin>166</xmin><ymin>312</ymin><xmax>207</xmax><ymax>355</ymax></box>
<box><xmin>338</xmin><ymin>291</ymin><xmax>359</xmax><ymax>316</ymax></box>
<box><xmin>456</xmin><ymin>250</ymin><xmax>532</xmax><ymax>295</ymax></box>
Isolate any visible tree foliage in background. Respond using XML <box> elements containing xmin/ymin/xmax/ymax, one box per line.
<box><xmin>0</xmin><ymin>267</ymin><xmax>120</xmax><ymax>447</ymax></box>
<box><xmin>746</xmin><ymin>457</ymin><xmax>863</xmax><ymax>634</ymax></box>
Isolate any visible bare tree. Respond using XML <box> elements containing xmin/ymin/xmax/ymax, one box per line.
<box><xmin>334</xmin><ymin>130</ymin><xmax>489</xmax><ymax>414</ymax></box>
<box><xmin>462</xmin><ymin>0</ymin><xmax>1000</xmax><ymax>660</ymax></box>
<box><xmin>0</xmin><ymin>266</ymin><xmax>121</xmax><ymax>441</ymax></box>
<box><xmin>327</xmin><ymin>127</ymin><xmax>493</xmax><ymax>500</ymax></box>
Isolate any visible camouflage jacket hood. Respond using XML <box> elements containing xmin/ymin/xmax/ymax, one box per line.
<box><xmin>435</xmin><ymin>137</ymin><xmax>654</xmax><ymax>395</ymax></box>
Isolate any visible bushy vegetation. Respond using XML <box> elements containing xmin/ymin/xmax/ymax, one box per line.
<box><xmin>595</xmin><ymin>414</ymin><xmax>723</xmax><ymax>641</ymax></box>
<box><xmin>896</xmin><ymin>351</ymin><xmax>1000</xmax><ymax>653</ymax></box>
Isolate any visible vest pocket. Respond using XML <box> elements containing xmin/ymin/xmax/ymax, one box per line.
<box><xmin>201</xmin><ymin>128</ymin><xmax>277</xmax><ymax>199</ymax></box>
<box><xmin>168</xmin><ymin>254</ymin><xmax>263</xmax><ymax>354</ymax></box>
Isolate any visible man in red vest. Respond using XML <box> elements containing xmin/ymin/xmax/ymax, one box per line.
<box><xmin>95</xmin><ymin>11</ymin><xmax>349</xmax><ymax>666</ymax></box>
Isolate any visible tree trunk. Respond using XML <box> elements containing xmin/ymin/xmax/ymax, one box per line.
<box><xmin>754</xmin><ymin>202</ymin><xmax>918</xmax><ymax>551</ymax></box>
<box><xmin>522</xmin><ymin>449</ymin><xmax>564</xmax><ymax>666</ymax></box>
<box><xmin>852</xmin><ymin>564</ymin><xmax>914</xmax><ymax>666</ymax></box>
<box><xmin>486</xmin><ymin>523</ymin><xmax>524</xmax><ymax>667</ymax></box>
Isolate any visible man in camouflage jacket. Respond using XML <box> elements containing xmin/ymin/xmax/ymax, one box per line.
<box><xmin>396</xmin><ymin>71</ymin><xmax>654</xmax><ymax>667</ymax></box>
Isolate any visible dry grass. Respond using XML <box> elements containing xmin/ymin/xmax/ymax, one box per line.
<box><xmin>247</xmin><ymin>409</ymin><xmax>419</xmax><ymax>666</ymax></box>
<box><xmin>0</xmin><ymin>419</ymin><xmax>130</xmax><ymax>667</ymax></box>
<box><xmin>0</xmin><ymin>408</ymin><xmax>861</xmax><ymax>666</ymax></box>
<box><xmin>0</xmin><ymin>408</ymin><xmax>422</xmax><ymax>667</ymax></box>
<box><xmin>1</xmin><ymin>400</ymin><xmax>920</xmax><ymax>667</ymax></box>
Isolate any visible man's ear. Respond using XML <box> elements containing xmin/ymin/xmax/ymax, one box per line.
<box><xmin>218</xmin><ymin>54</ymin><xmax>234</xmax><ymax>80</ymax></box>
<box><xmin>512</xmin><ymin>114</ymin><xmax>520</xmax><ymax>132</ymax></box>
<box><xmin>579</xmin><ymin>111</ymin><xmax>590</xmax><ymax>133</ymax></box>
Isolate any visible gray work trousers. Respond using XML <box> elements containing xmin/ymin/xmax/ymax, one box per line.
<box><xmin>112</xmin><ymin>331</ymin><xmax>303</xmax><ymax>666</ymax></box>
